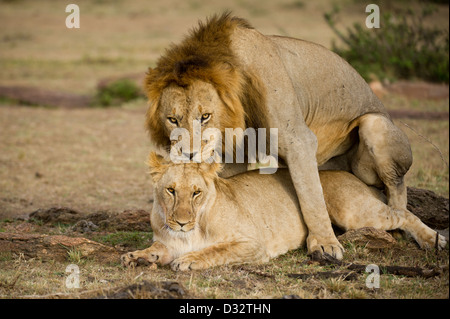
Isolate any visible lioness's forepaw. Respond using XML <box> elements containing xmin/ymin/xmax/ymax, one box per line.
<box><xmin>171</xmin><ymin>255</ymin><xmax>207</xmax><ymax>271</ymax></box>
<box><xmin>121</xmin><ymin>252</ymin><xmax>157</xmax><ymax>269</ymax></box>
<box><xmin>121</xmin><ymin>252</ymin><xmax>138</xmax><ymax>268</ymax></box>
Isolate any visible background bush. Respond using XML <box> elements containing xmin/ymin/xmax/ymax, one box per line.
<box><xmin>95</xmin><ymin>79</ymin><xmax>141</xmax><ymax>106</ymax></box>
<box><xmin>325</xmin><ymin>3</ymin><xmax>449</xmax><ymax>83</ymax></box>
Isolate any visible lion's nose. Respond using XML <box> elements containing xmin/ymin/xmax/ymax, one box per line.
<box><xmin>182</xmin><ymin>152</ymin><xmax>197</xmax><ymax>160</ymax></box>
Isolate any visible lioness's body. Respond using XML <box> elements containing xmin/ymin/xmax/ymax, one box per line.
<box><xmin>122</xmin><ymin>160</ymin><xmax>445</xmax><ymax>271</ymax></box>
<box><xmin>150</xmin><ymin>169</ymin><xmax>307</xmax><ymax>264</ymax></box>
<box><xmin>145</xmin><ymin>13</ymin><xmax>413</xmax><ymax>259</ymax></box>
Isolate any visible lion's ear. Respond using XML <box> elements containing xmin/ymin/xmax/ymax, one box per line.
<box><xmin>147</xmin><ymin>152</ymin><xmax>169</xmax><ymax>182</ymax></box>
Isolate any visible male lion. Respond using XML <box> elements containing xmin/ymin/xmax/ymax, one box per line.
<box><xmin>144</xmin><ymin>13</ymin><xmax>412</xmax><ymax>259</ymax></box>
<box><xmin>121</xmin><ymin>153</ymin><xmax>445</xmax><ymax>271</ymax></box>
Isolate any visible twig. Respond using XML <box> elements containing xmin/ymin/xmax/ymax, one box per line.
<box><xmin>237</xmin><ymin>266</ymin><xmax>275</xmax><ymax>279</ymax></box>
<box><xmin>287</xmin><ymin>271</ymin><xmax>358</xmax><ymax>281</ymax></box>
<box><xmin>324</xmin><ymin>254</ymin><xmax>440</xmax><ymax>278</ymax></box>
<box><xmin>287</xmin><ymin>251</ymin><xmax>441</xmax><ymax>280</ymax></box>
<box><xmin>435</xmin><ymin>232</ymin><xmax>440</xmax><ymax>269</ymax></box>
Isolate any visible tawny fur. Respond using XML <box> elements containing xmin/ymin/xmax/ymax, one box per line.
<box><xmin>143</xmin><ymin>12</ymin><xmax>413</xmax><ymax>260</ymax></box>
<box><xmin>121</xmin><ymin>154</ymin><xmax>445</xmax><ymax>271</ymax></box>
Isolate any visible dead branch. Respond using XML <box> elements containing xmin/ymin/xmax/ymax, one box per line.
<box><xmin>287</xmin><ymin>271</ymin><xmax>358</xmax><ymax>281</ymax></box>
<box><xmin>236</xmin><ymin>266</ymin><xmax>276</xmax><ymax>279</ymax></box>
<box><xmin>295</xmin><ymin>251</ymin><xmax>442</xmax><ymax>279</ymax></box>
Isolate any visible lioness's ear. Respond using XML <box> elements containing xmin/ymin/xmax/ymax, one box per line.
<box><xmin>147</xmin><ymin>152</ymin><xmax>169</xmax><ymax>182</ymax></box>
<box><xmin>199</xmin><ymin>162</ymin><xmax>223</xmax><ymax>180</ymax></box>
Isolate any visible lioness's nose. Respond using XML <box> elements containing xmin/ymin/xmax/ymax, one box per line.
<box><xmin>176</xmin><ymin>221</ymin><xmax>188</xmax><ymax>227</ymax></box>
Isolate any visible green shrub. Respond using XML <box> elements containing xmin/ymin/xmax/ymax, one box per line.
<box><xmin>324</xmin><ymin>4</ymin><xmax>449</xmax><ymax>83</ymax></box>
<box><xmin>95</xmin><ymin>79</ymin><xmax>141</xmax><ymax>106</ymax></box>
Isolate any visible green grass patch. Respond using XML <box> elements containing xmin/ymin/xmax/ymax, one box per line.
<box><xmin>94</xmin><ymin>79</ymin><xmax>141</xmax><ymax>107</ymax></box>
<box><xmin>92</xmin><ymin>231</ymin><xmax>153</xmax><ymax>250</ymax></box>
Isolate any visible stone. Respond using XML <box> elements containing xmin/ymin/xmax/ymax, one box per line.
<box><xmin>337</xmin><ymin>227</ymin><xmax>397</xmax><ymax>249</ymax></box>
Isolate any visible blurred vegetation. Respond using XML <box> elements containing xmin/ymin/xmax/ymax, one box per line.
<box><xmin>94</xmin><ymin>79</ymin><xmax>141</xmax><ymax>107</ymax></box>
<box><xmin>325</xmin><ymin>3</ymin><xmax>449</xmax><ymax>83</ymax></box>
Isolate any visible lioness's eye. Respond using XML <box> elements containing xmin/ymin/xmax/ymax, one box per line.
<box><xmin>167</xmin><ymin>188</ymin><xmax>175</xmax><ymax>195</ymax></box>
<box><xmin>201</xmin><ymin>113</ymin><xmax>211</xmax><ymax>123</ymax></box>
<box><xmin>168</xmin><ymin>117</ymin><xmax>178</xmax><ymax>125</ymax></box>
<box><xmin>193</xmin><ymin>190</ymin><xmax>201</xmax><ymax>197</ymax></box>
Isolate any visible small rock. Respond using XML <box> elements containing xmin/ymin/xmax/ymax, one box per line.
<box><xmin>71</xmin><ymin>220</ymin><xmax>99</xmax><ymax>233</ymax></box>
<box><xmin>369</xmin><ymin>81</ymin><xmax>387</xmax><ymax>98</ymax></box>
<box><xmin>338</xmin><ymin>227</ymin><xmax>397</xmax><ymax>249</ymax></box>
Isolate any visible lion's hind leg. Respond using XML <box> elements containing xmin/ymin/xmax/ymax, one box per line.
<box><xmin>350</xmin><ymin>113</ymin><xmax>413</xmax><ymax>211</ymax></box>
<box><xmin>321</xmin><ymin>171</ymin><xmax>447</xmax><ymax>250</ymax></box>
<box><xmin>350</xmin><ymin>205</ymin><xmax>447</xmax><ymax>250</ymax></box>
<box><xmin>396</xmin><ymin>209</ymin><xmax>447</xmax><ymax>250</ymax></box>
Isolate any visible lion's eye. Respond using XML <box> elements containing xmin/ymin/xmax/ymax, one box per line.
<box><xmin>168</xmin><ymin>117</ymin><xmax>178</xmax><ymax>125</ymax></box>
<box><xmin>167</xmin><ymin>188</ymin><xmax>175</xmax><ymax>195</ymax></box>
<box><xmin>200</xmin><ymin>113</ymin><xmax>211</xmax><ymax>123</ymax></box>
<box><xmin>193</xmin><ymin>190</ymin><xmax>201</xmax><ymax>197</ymax></box>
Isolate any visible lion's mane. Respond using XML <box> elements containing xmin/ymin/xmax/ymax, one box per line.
<box><xmin>145</xmin><ymin>12</ymin><xmax>267</xmax><ymax>149</ymax></box>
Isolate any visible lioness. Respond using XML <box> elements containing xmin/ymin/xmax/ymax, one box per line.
<box><xmin>144</xmin><ymin>13</ymin><xmax>413</xmax><ymax>259</ymax></box>
<box><xmin>121</xmin><ymin>153</ymin><xmax>445</xmax><ymax>271</ymax></box>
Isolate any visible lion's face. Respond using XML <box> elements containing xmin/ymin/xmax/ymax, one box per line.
<box><xmin>148</xmin><ymin>153</ymin><xmax>220</xmax><ymax>233</ymax></box>
<box><xmin>158</xmin><ymin>81</ymin><xmax>226</xmax><ymax>160</ymax></box>
<box><xmin>153</xmin><ymin>80</ymin><xmax>245</xmax><ymax>162</ymax></box>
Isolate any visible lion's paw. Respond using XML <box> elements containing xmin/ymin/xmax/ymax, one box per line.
<box><xmin>121</xmin><ymin>252</ymin><xmax>157</xmax><ymax>269</ymax></box>
<box><xmin>307</xmin><ymin>234</ymin><xmax>344</xmax><ymax>260</ymax></box>
<box><xmin>121</xmin><ymin>252</ymin><xmax>138</xmax><ymax>268</ymax></box>
<box><xmin>417</xmin><ymin>232</ymin><xmax>447</xmax><ymax>250</ymax></box>
<box><xmin>171</xmin><ymin>255</ymin><xmax>206</xmax><ymax>271</ymax></box>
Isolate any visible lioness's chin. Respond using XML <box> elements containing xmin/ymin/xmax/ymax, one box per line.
<box><xmin>167</xmin><ymin>225</ymin><xmax>195</xmax><ymax>234</ymax></box>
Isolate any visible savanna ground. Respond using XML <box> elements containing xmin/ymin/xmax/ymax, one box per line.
<box><xmin>0</xmin><ymin>0</ymin><xmax>449</xmax><ymax>300</ymax></box>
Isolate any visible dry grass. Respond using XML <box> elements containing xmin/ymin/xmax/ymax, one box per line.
<box><xmin>400</xmin><ymin>118</ymin><xmax>449</xmax><ymax>196</ymax></box>
<box><xmin>0</xmin><ymin>230</ymin><xmax>448</xmax><ymax>299</ymax></box>
<box><xmin>0</xmin><ymin>101</ymin><xmax>153</xmax><ymax>219</ymax></box>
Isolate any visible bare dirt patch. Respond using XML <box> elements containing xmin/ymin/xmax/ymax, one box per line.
<box><xmin>0</xmin><ymin>85</ymin><xmax>92</xmax><ymax>108</ymax></box>
<box><xmin>0</xmin><ymin>104</ymin><xmax>153</xmax><ymax>220</ymax></box>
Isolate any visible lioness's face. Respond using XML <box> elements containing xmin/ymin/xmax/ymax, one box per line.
<box><xmin>154</xmin><ymin>163</ymin><xmax>217</xmax><ymax>233</ymax></box>
<box><xmin>159</xmin><ymin>80</ymin><xmax>226</xmax><ymax>160</ymax></box>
